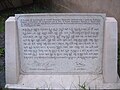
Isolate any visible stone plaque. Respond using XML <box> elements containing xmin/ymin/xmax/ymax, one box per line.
<box><xmin>15</xmin><ymin>13</ymin><xmax>105</xmax><ymax>74</ymax></box>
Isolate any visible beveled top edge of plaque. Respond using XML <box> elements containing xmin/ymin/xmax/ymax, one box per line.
<box><xmin>15</xmin><ymin>13</ymin><xmax>106</xmax><ymax>20</ymax></box>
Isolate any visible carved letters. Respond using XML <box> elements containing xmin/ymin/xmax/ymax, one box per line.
<box><xmin>16</xmin><ymin>14</ymin><xmax>105</xmax><ymax>74</ymax></box>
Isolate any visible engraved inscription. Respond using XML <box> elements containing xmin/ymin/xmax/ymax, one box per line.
<box><xmin>22</xmin><ymin>27</ymin><xmax>99</xmax><ymax>59</ymax></box>
<box><xmin>16</xmin><ymin>14</ymin><xmax>105</xmax><ymax>74</ymax></box>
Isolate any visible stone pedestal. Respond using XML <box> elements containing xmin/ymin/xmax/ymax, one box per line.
<box><xmin>5</xmin><ymin>16</ymin><xmax>120</xmax><ymax>89</ymax></box>
<box><xmin>103</xmin><ymin>17</ymin><xmax>118</xmax><ymax>83</ymax></box>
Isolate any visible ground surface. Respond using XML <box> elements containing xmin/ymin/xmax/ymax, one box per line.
<box><xmin>0</xmin><ymin>0</ymin><xmax>120</xmax><ymax>89</ymax></box>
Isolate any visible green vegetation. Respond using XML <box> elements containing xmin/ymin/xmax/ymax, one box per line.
<box><xmin>0</xmin><ymin>48</ymin><xmax>4</xmax><ymax>57</ymax></box>
<box><xmin>0</xmin><ymin>87</ymin><xmax>9</xmax><ymax>90</ymax></box>
<box><xmin>78</xmin><ymin>82</ymin><xmax>88</xmax><ymax>90</ymax></box>
<box><xmin>0</xmin><ymin>48</ymin><xmax>5</xmax><ymax>71</ymax></box>
<box><xmin>0</xmin><ymin>48</ymin><xmax>4</xmax><ymax>71</ymax></box>
<box><xmin>0</xmin><ymin>65</ymin><xmax>4</xmax><ymax>71</ymax></box>
<box><xmin>0</xmin><ymin>16</ymin><xmax>5</xmax><ymax>33</ymax></box>
<box><xmin>0</xmin><ymin>0</ymin><xmax>52</xmax><ymax>33</ymax></box>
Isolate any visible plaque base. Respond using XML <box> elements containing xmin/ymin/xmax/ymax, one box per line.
<box><xmin>5</xmin><ymin>16</ymin><xmax>120</xmax><ymax>89</ymax></box>
<box><xmin>5</xmin><ymin>74</ymin><xmax>120</xmax><ymax>89</ymax></box>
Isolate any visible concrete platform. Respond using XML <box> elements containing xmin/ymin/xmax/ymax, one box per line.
<box><xmin>5</xmin><ymin>74</ymin><xmax>120</xmax><ymax>89</ymax></box>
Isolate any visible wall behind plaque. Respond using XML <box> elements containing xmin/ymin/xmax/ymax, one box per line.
<box><xmin>0</xmin><ymin>0</ymin><xmax>33</xmax><ymax>10</ymax></box>
<box><xmin>52</xmin><ymin>0</ymin><xmax>120</xmax><ymax>42</ymax></box>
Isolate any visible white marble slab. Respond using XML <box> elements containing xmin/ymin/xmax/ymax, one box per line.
<box><xmin>103</xmin><ymin>17</ymin><xmax>118</xmax><ymax>82</ymax></box>
<box><xmin>5</xmin><ymin>17</ymin><xmax>19</xmax><ymax>84</ymax></box>
<box><xmin>15</xmin><ymin>13</ymin><xmax>105</xmax><ymax>74</ymax></box>
<box><xmin>5</xmin><ymin>15</ymin><xmax>120</xmax><ymax>89</ymax></box>
<box><xmin>5</xmin><ymin>74</ymin><xmax>120</xmax><ymax>89</ymax></box>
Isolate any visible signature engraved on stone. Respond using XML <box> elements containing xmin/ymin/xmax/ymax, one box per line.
<box><xmin>74</xmin><ymin>62</ymin><xmax>86</xmax><ymax>70</ymax></box>
<box><xmin>75</xmin><ymin>62</ymin><xmax>85</xmax><ymax>67</ymax></box>
<box><xmin>33</xmin><ymin>61</ymin><xmax>55</xmax><ymax>69</ymax></box>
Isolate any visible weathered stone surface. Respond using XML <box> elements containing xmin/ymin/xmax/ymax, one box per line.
<box><xmin>5</xmin><ymin>14</ymin><xmax>120</xmax><ymax>89</ymax></box>
<box><xmin>5</xmin><ymin>17</ymin><xmax>19</xmax><ymax>84</ymax></box>
<box><xmin>16</xmin><ymin>13</ymin><xmax>105</xmax><ymax>74</ymax></box>
<box><xmin>103</xmin><ymin>17</ymin><xmax>118</xmax><ymax>83</ymax></box>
